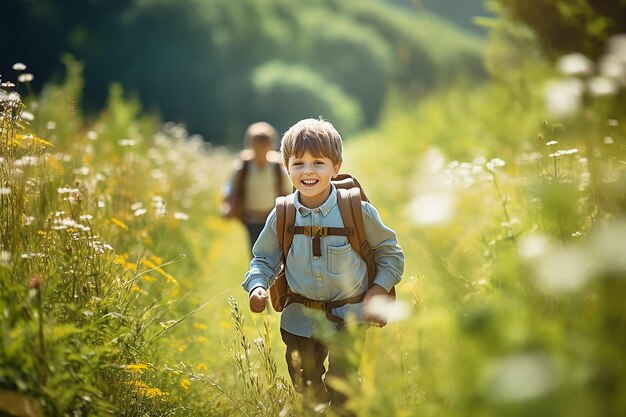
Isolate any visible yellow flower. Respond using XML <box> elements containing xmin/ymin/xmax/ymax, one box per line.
<box><xmin>111</xmin><ymin>217</ymin><xmax>129</xmax><ymax>231</ymax></box>
<box><xmin>197</xmin><ymin>336</ymin><xmax>209</xmax><ymax>344</ymax></box>
<box><xmin>196</xmin><ymin>363</ymin><xmax>208</xmax><ymax>372</ymax></box>
<box><xmin>141</xmin><ymin>259</ymin><xmax>179</xmax><ymax>287</ymax></box>
<box><xmin>124</xmin><ymin>364</ymin><xmax>149</xmax><ymax>374</ymax></box>
<box><xmin>193</xmin><ymin>323</ymin><xmax>208</xmax><ymax>330</ymax></box>
<box><xmin>180</xmin><ymin>379</ymin><xmax>191</xmax><ymax>391</ymax></box>
<box><xmin>126</xmin><ymin>380</ymin><xmax>167</xmax><ymax>398</ymax></box>
<box><xmin>142</xmin><ymin>274</ymin><xmax>157</xmax><ymax>283</ymax></box>
<box><xmin>131</xmin><ymin>284</ymin><xmax>141</xmax><ymax>292</ymax></box>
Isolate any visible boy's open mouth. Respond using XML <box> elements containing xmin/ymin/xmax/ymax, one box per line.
<box><xmin>301</xmin><ymin>179</ymin><xmax>318</xmax><ymax>186</ymax></box>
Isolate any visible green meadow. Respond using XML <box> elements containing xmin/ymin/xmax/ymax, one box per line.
<box><xmin>2</xmin><ymin>4</ymin><xmax>626</xmax><ymax>416</ymax></box>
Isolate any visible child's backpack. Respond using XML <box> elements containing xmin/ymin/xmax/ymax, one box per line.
<box><xmin>269</xmin><ymin>173</ymin><xmax>396</xmax><ymax>320</ymax></box>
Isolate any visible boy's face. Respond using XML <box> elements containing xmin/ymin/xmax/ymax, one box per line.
<box><xmin>287</xmin><ymin>150</ymin><xmax>341</xmax><ymax>208</ymax></box>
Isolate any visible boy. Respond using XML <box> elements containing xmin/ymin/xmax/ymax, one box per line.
<box><xmin>242</xmin><ymin>118</ymin><xmax>404</xmax><ymax>409</ymax></box>
<box><xmin>221</xmin><ymin>121</ymin><xmax>291</xmax><ymax>255</ymax></box>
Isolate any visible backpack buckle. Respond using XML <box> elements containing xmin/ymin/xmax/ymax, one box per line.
<box><xmin>304</xmin><ymin>226</ymin><xmax>327</xmax><ymax>237</ymax></box>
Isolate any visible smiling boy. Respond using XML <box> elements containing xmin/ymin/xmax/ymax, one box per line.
<box><xmin>242</xmin><ymin>118</ymin><xmax>404</xmax><ymax>410</ymax></box>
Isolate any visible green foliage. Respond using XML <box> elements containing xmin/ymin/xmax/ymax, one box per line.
<box><xmin>493</xmin><ymin>0</ymin><xmax>626</xmax><ymax>58</ymax></box>
<box><xmin>251</xmin><ymin>61</ymin><xmax>363</xmax><ymax>135</ymax></box>
<box><xmin>0</xmin><ymin>0</ymin><xmax>485</xmax><ymax>145</ymax></box>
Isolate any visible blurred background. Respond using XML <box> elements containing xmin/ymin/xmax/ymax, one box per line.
<box><xmin>2</xmin><ymin>0</ymin><xmax>491</xmax><ymax>146</ymax></box>
<box><xmin>2</xmin><ymin>1</ymin><xmax>626</xmax><ymax>416</ymax></box>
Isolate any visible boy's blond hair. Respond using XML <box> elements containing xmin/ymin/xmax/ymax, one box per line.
<box><xmin>280</xmin><ymin>118</ymin><xmax>343</xmax><ymax>167</ymax></box>
<box><xmin>244</xmin><ymin>121</ymin><xmax>278</xmax><ymax>148</ymax></box>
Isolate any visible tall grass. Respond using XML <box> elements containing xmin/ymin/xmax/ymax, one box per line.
<box><xmin>2</xmin><ymin>44</ymin><xmax>626</xmax><ymax>417</ymax></box>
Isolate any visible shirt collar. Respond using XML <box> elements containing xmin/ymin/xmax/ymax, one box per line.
<box><xmin>293</xmin><ymin>184</ymin><xmax>337</xmax><ymax>217</ymax></box>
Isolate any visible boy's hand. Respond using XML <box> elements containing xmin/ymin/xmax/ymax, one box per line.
<box><xmin>249</xmin><ymin>287</ymin><xmax>268</xmax><ymax>313</ymax></box>
<box><xmin>362</xmin><ymin>284</ymin><xmax>390</xmax><ymax>327</ymax></box>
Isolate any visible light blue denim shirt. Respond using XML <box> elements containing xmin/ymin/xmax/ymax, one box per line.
<box><xmin>242</xmin><ymin>185</ymin><xmax>404</xmax><ymax>339</ymax></box>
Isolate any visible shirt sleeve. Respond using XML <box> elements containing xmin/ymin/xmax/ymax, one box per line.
<box><xmin>242</xmin><ymin>208</ymin><xmax>282</xmax><ymax>293</ymax></box>
<box><xmin>362</xmin><ymin>202</ymin><xmax>405</xmax><ymax>292</ymax></box>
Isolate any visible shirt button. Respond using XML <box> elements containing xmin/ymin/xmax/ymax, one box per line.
<box><xmin>316</xmin><ymin>276</ymin><xmax>322</xmax><ymax>281</ymax></box>
<box><xmin>314</xmin><ymin>208</ymin><xmax>320</xmax><ymax>213</ymax></box>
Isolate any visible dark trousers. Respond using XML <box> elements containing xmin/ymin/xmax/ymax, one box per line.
<box><xmin>280</xmin><ymin>326</ymin><xmax>368</xmax><ymax>407</ymax></box>
<box><xmin>244</xmin><ymin>222</ymin><xmax>265</xmax><ymax>257</ymax></box>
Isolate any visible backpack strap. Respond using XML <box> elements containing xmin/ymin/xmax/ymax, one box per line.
<box><xmin>270</xmin><ymin>194</ymin><xmax>295</xmax><ymax>312</ymax></box>
<box><xmin>337</xmin><ymin>188</ymin><xmax>377</xmax><ymax>289</ymax></box>
<box><xmin>276</xmin><ymin>194</ymin><xmax>295</xmax><ymax>259</ymax></box>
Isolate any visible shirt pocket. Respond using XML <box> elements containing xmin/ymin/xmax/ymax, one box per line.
<box><xmin>327</xmin><ymin>243</ymin><xmax>358</xmax><ymax>274</ymax></box>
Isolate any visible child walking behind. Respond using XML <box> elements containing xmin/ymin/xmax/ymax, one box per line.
<box><xmin>242</xmin><ymin>118</ymin><xmax>404</xmax><ymax>411</ymax></box>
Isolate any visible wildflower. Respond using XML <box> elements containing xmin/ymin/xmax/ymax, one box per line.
<box><xmin>124</xmin><ymin>364</ymin><xmax>150</xmax><ymax>374</ymax></box>
<box><xmin>406</xmin><ymin>192</ymin><xmax>455</xmax><ymax>227</ymax></box>
<box><xmin>545</xmin><ymin>78</ymin><xmax>584</xmax><ymax>117</ymax></box>
<box><xmin>588</xmin><ymin>76</ymin><xmax>618</xmax><ymax>96</ymax></box>
<box><xmin>556</xmin><ymin>53</ymin><xmax>594</xmax><ymax>76</ymax></box>
<box><xmin>484</xmin><ymin>353</ymin><xmax>556</xmax><ymax>402</ymax></box>
<box><xmin>57</xmin><ymin>186</ymin><xmax>80</xmax><ymax>194</ymax></box>
<box><xmin>362</xmin><ymin>295</ymin><xmax>410</xmax><ymax>323</ymax></box>
<box><xmin>180</xmin><ymin>379</ymin><xmax>191</xmax><ymax>390</ymax></box>
<box><xmin>548</xmin><ymin>148</ymin><xmax>579</xmax><ymax>158</ymax></box>
<box><xmin>518</xmin><ymin>234</ymin><xmax>549</xmax><ymax>260</ymax></box>
<box><xmin>486</xmin><ymin>158</ymin><xmax>505</xmax><ymax>171</ymax></box>
<box><xmin>160</xmin><ymin>320</ymin><xmax>177</xmax><ymax>329</ymax></box>
<box><xmin>73</xmin><ymin>167</ymin><xmax>90</xmax><ymax>175</ymax></box>
<box><xmin>17</xmin><ymin>73</ymin><xmax>34</xmax><ymax>83</ymax></box>
<box><xmin>21</xmin><ymin>252</ymin><xmax>45</xmax><ymax>259</ymax></box>
<box><xmin>118</xmin><ymin>139</ymin><xmax>136</xmax><ymax>147</ymax></box>
<box><xmin>15</xmin><ymin>156</ymin><xmax>39</xmax><ymax>167</ymax></box>
<box><xmin>546</xmin><ymin>140</ymin><xmax>558</xmax><ymax>146</ymax></box>
<box><xmin>111</xmin><ymin>217</ymin><xmax>129</xmax><ymax>231</ymax></box>
<box><xmin>12</xmin><ymin>63</ymin><xmax>27</xmax><ymax>71</ymax></box>
<box><xmin>174</xmin><ymin>212</ymin><xmax>189</xmax><ymax>220</ymax></box>
<box><xmin>20</xmin><ymin>111</ymin><xmax>34</xmax><ymax>121</ymax></box>
<box><xmin>0</xmin><ymin>187</ymin><xmax>10</xmax><ymax>195</ymax></box>
<box><xmin>599</xmin><ymin>54</ymin><xmax>626</xmax><ymax>83</ymax></box>
<box><xmin>604</xmin><ymin>136</ymin><xmax>614</xmax><ymax>144</ymax></box>
<box><xmin>193</xmin><ymin>323</ymin><xmax>208</xmax><ymax>330</ymax></box>
<box><xmin>86</xmin><ymin>131</ymin><xmax>98</xmax><ymax>140</ymax></box>
<box><xmin>142</xmin><ymin>275</ymin><xmax>157</xmax><ymax>283</ymax></box>
<box><xmin>134</xmin><ymin>208</ymin><xmax>148</xmax><ymax>216</ymax></box>
<box><xmin>46</xmin><ymin>121</ymin><xmax>56</xmax><ymax>130</ymax></box>
<box><xmin>141</xmin><ymin>259</ymin><xmax>179</xmax><ymax>286</ymax></box>
<box><xmin>126</xmin><ymin>380</ymin><xmax>168</xmax><ymax>398</ymax></box>
<box><xmin>534</xmin><ymin>244</ymin><xmax>592</xmax><ymax>293</ymax></box>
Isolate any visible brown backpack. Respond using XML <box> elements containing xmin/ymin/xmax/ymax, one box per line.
<box><xmin>269</xmin><ymin>173</ymin><xmax>396</xmax><ymax>314</ymax></box>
